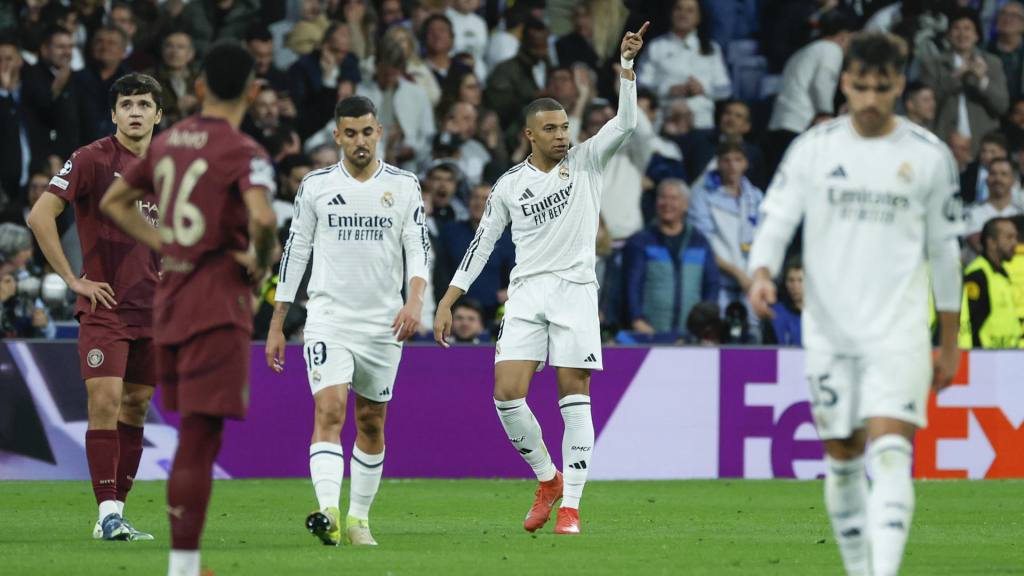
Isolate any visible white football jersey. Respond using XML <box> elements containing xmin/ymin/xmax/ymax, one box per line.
<box><xmin>748</xmin><ymin>116</ymin><xmax>964</xmax><ymax>354</ymax></box>
<box><xmin>275</xmin><ymin>160</ymin><xmax>430</xmax><ymax>338</ymax></box>
<box><xmin>450</xmin><ymin>77</ymin><xmax>638</xmax><ymax>291</ymax></box>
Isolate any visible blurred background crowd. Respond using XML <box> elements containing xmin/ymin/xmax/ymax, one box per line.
<box><xmin>2</xmin><ymin>0</ymin><xmax>1024</xmax><ymax>349</ymax></box>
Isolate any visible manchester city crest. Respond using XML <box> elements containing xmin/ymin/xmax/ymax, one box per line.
<box><xmin>381</xmin><ymin>191</ymin><xmax>395</xmax><ymax>208</ymax></box>
<box><xmin>87</xmin><ymin>348</ymin><xmax>104</xmax><ymax>368</ymax></box>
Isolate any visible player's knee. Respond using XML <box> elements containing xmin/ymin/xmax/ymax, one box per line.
<box><xmin>314</xmin><ymin>399</ymin><xmax>345</xmax><ymax>431</ymax></box>
<box><xmin>355</xmin><ymin>410</ymin><xmax>384</xmax><ymax>439</ymax></box>
<box><xmin>87</xmin><ymin>387</ymin><xmax>121</xmax><ymax>424</ymax></box>
<box><xmin>120</xmin><ymin>388</ymin><xmax>152</xmax><ymax>422</ymax></box>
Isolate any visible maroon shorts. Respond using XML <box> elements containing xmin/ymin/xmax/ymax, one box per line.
<box><xmin>157</xmin><ymin>326</ymin><xmax>251</xmax><ymax>420</ymax></box>
<box><xmin>78</xmin><ymin>316</ymin><xmax>155</xmax><ymax>385</ymax></box>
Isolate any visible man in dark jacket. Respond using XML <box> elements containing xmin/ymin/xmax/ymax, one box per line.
<box><xmin>288</xmin><ymin>22</ymin><xmax>361</xmax><ymax>139</ymax></box>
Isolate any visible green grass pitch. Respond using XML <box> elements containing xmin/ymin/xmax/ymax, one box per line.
<box><xmin>1</xmin><ymin>479</ymin><xmax>1022</xmax><ymax>575</ymax></box>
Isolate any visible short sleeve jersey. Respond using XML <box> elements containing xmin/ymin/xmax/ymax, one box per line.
<box><xmin>48</xmin><ymin>135</ymin><xmax>160</xmax><ymax>327</ymax></box>
<box><xmin>121</xmin><ymin>116</ymin><xmax>275</xmax><ymax>345</ymax></box>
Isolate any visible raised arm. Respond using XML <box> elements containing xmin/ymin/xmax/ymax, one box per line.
<box><xmin>580</xmin><ymin>22</ymin><xmax>648</xmax><ymax>170</ymax></box>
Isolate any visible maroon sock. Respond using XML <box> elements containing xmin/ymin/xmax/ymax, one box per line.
<box><xmin>167</xmin><ymin>414</ymin><xmax>224</xmax><ymax>550</ymax></box>
<box><xmin>85</xmin><ymin>429</ymin><xmax>120</xmax><ymax>506</ymax></box>
<box><xmin>116</xmin><ymin>422</ymin><xmax>145</xmax><ymax>503</ymax></box>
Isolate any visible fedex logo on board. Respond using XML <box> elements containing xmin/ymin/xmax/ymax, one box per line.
<box><xmin>717</xmin><ymin>350</ymin><xmax>1024</xmax><ymax>480</ymax></box>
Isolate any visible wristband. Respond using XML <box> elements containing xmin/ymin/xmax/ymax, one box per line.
<box><xmin>620</xmin><ymin>56</ymin><xmax>634</xmax><ymax>70</ymax></box>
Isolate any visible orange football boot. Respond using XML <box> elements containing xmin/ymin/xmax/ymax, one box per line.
<box><xmin>523</xmin><ymin>471</ymin><xmax>563</xmax><ymax>532</ymax></box>
<box><xmin>554</xmin><ymin>507</ymin><xmax>581</xmax><ymax>535</ymax></box>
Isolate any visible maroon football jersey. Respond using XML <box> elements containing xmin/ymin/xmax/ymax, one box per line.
<box><xmin>48</xmin><ymin>135</ymin><xmax>160</xmax><ymax>327</ymax></box>
<box><xmin>121</xmin><ymin>115</ymin><xmax>275</xmax><ymax>345</ymax></box>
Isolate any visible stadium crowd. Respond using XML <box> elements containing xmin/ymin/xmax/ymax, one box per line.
<box><xmin>2</xmin><ymin>0</ymin><xmax>1024</xmax><ymax>349</ymax></box>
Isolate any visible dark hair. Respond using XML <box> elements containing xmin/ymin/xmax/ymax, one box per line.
<box><xmin>947</xmin><ymin>7</ymin><xmax>984</xmax><ymax>43</ymax></box>
<box><xmin>988</xmin><ymin>156</ymin><xmax>1015</xmax><ymax>173</ymax></box>
<box><xmin>844</xmin><ymin>32</ymin><xmax>908</xmax><ymax>75</ymax></box>
<box><xmin>108</xmin><ymin>72</ymin><xmax>163</xmax><ymax>111</ymax></box>
<box><xmin>686</xmin><ymin>301</ymin><xmax>721</xmax><ymax>343</ymax></box>
<box><xmin>818</xmin><ymin>7</ymin><xmax>858</xmax><ymax>37</ymax></box>
<box><xmin>334</xmin><ymin>95</ymin><xmax>377</xmax><ymax>122</ymax></box>
<box><xmin>545</xmin><ymin>65</ymin><xmax>573</xmax><ymax>85</ymax></box>
<box><xmin>110</xmin><ymin>2</ymin><xmax>135</xmax><ymax>22</ymax></box>
<box><xmin>0</xmin><ymin>31</ymin><xmax>19</xmax><ymax>50</ymax></box>
<box><xmin>453</xmin><ymin>297</ymin><xmax>484</xmax><ymax>317</ymax></box>
<box><xmin>278</xmin><ymin>153</ymin><xmax>313</xmax><ymax>175</ymax></box>
<box><xmin>377</xmin><ymin>36</ymin><xmax>407</xmax><ymax>71</ymax></box>
<box><xmin>982</xmin><ymin>216</ymin><xmax>1015</xmax><ymax>249</ymax></box>
<box><xmin>265</xmin><ymin>126</ymin><xmax>298</xmax><ymax>158</ymax></box>
<box><xmin>420</xmin><ymin>13</ymin><xmax>454</xmax><ymax>44</ymax></box>
<box><xmin>94</xmin><ymin>25</ymin><xmax>129</xmax><ymax>48</ymax></box>
<box><xmin>682</xmin><ymin>0</ymin><xmax>715</xmax><ymax>56</ymax></box>
<box><xmin>981</xmin><ymin>130</ymin><xmax>1009</xmax><ymax>152</ymax></box>
<box><xmin>322</xmin><ymin>21</ymin><xmax>349</xmax><ymax>47</ymax></box>
<box><xmin>41</xmin><ymin>25</ymin><xmax>72</xmax><ymax>46</ymax></box>
<box><xmin>245</xmin><ymin>27</ymin><xmax>273</xmax><ymax>43</ymax></box>
<box><xmin>523</xmin><ymin>97</ymin><xmax>564</xmax><ymax>121</ymax></box>
<box><xmin>716</xmin><ymin>141</ymin><xmax>747</xmax><ymax>159</ymax></box>
<box><xmin>637</xmin><ymin>86</ymin><xmax>658</xmax><ymax>111</ymax></box>
<box><xmin>201</xmin><ymin>41</ymin><xmax>255</xmax><ymax>101</ymax></box>
<box><xmin>716</xmin><ymin>98</ymin><xmax>749</xmax><ymax>123</ymax></box>
<box><xmin>902</xmin><ymin>80</ymin><xmax>932</xmax><ymax>104</ymax></box>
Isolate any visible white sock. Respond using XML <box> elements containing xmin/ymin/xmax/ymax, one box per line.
<box><xmin>824</xmin><ymin>455</ymin><xmax>869</xmax><ymax>576</ymax></box>
<box><xmin>309</xmin><ymin>442</ymin><xmax>344</xmax><ymax>511</ymax></box>
<box><xmin>559</xmin><ymin>394</ymin><xmax>593</xmax><ymax>509</ymax></box>
<box><xmin>167</xmin><ymin>549</ymin><xmax>200</xmax><ymax>576</ymax></box>
<box><xmin>349</xmin><ymin>446</ymin><xmax>385</xmax><ymax>520</ymax></box>
<box><xmin>494</xmin><ymin>397</ymin><xmax>556</xmax><ymax>481</ymax></box>
<box><xmin>116</xmin><ymin>500</ymin><xmax>125</xmax><ymax>516</ymax></box>
<box><xmin>868</xmin><ymin>435</ymin><xmax>916</xmax><ymax>576</ymax></box>
<box><xmin>98</xmin><ymin>499</ymin><xmax>119</xmax><ymax>522</ymax></box>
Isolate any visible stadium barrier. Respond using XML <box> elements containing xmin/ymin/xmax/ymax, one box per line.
<box><xmin>2</xmin><ymin>342</ymin><xmax>1021</xmax><ymax>480</ymax></box>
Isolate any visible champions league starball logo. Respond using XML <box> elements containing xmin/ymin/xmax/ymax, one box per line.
<box><xmin>58</xmin><ymin>159</ymin><xmax>73</xmax><ymax>177</ymax></box>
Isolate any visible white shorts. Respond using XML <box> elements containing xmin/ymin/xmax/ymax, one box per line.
<box><xmin>496</xmin><ymin>273</ymin><xmax>603</xmax><ymax>370</ymax></box>
<box><xmin>302</xmin><ymin>335</ymin><xmax>402</xmax><ymax>402</ymax></box>
<box><xmin>804</xmin><ymin>348</ymin><xmax>931</xmax><ymax>440</ymax></box>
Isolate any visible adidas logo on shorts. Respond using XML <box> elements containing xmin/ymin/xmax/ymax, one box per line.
<box><xmin>584</xmin><ymin>353</ymin><xmax>597</xmax><ymax>363</ymax></box>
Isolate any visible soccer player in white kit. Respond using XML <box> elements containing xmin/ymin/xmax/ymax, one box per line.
<box><xmin>747</xmin><ymin>33</ymin><xmax>963</xmax><ymax>576</ymax></box>
<box><xmin>265</xmin><ymin>96</ymin><xmax>430</xmax><ymax>547</ymax></box>
<box><xmin>433</xmin><ymin>23</ymin><xmax>648</xmax><ymax>535</ymax></box>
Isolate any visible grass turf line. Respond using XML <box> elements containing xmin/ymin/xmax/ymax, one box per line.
<box><xmin>0</xmin><ymin>479</ymin><xmax>1021</xmax><ymax>575</ymax></box>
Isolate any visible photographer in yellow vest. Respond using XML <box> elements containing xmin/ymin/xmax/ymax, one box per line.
<box><xmin>960</xmin><ymin>216</ymin><xmax>1022</xmax><ymax>348</ymax></box>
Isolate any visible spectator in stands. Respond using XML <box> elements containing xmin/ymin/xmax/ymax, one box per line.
<box><xmin>303</xmin><ymin>144</ymin><xmax>335</xmax><ymax>170</ymax></box>
<box><xmin>356</xmin><ymin>36</ymin><xmax>434</xmax><ymax>170</ymax></box>
<box><xmin>637</xmin><ymin>0</ymin><xmax>731</xmax><ymax>130</ymax></box>
<box><xmin>989</xmin><ymin>1</ymin><xmax>1024</xmax><ymax>103</ymax></box>
<box><xmin>109</xmin><ymin>2</ymin><xmax>153</xmax><ymax>72</ymax></box>
<box><xmin>961</xmin><ymin>216</ymin><xmax>1022</xmax><ymax>349</ymax></box>
<box><xmin>685</xmin><ymin>300</ymin><xmax>722</xmax><ymax>345</ymax></box>
<box><xmin>544</xmin><ymin>66</ymin><xmax>590</xmax><ymax>143</ymax></box>
<box><xmin>961</xmin><ymin>131</ymin><xmax>1011</xmax><ymax>205</ymax></box>
<box><xmin>763</xmin><ymin>256</ymin><xmax>803</xmax><ymax>346</ymax></box>
<box><xmin>289</xmin><ymin>22</ymin><xmax>361</xmax><ymax>138</ymax></box>
<box><xmin>22</xmin><ymin>26</ymin><xmax>83</xmax><ymax>163</ymax></box>
<box><xmin>761</xmin><ymin>0</ymin><xmax>836</xmax><ymax>73</ymax></box>
<box><xmin>765</xmin><ymin>8</ymin><xmax>855</xmax><ymax>175</ymax></box>
<box><xmin>422</xmin><ymin>14</ymin><xmax>471</xmax><ymax>87</ymax></box>
<box><xmin>441</xmin><ymin>101</ymin><xmax>490</xmax><ymax>187</ymax></box>
<box><xmin>242</xmin><ymin>85</ymin><xmax>284</xmax><ymax>149</ymax></box>
<box><xmin>949</xmin><ymin>132</ymin><xmax>974</xmax><ymax>173</ymax></box>
<box><xmin>920</xmin><ymin>8</ymin><xmax>1009</xmax><ymax>154</ymax></box>
<box><xmin>557</xmin><ymin>3</ymin><xmax>599</xmax><ymax>73</ymax></box>
<box><xmin>147</xmin><ymin>31</ymin><xmax>198</xmax><ymax>127</ymax></box>
<box><xmin>964</xmin><ymin>157</ymin><xmax>1023</xmax><ymax>255</ymax></box>
<box><xmin>447</xmin><ymin>0</ymin><xmax>489</xmax><ymax>80</ymax></box>
<box><xmin>689</xmin><ymin>142</ymin><xmax>763</xmax><ymax>317</ymax></box>
<box><xmin>0</xmin><ymin>36</ymin><xmax>30</xmax><ymax>219</ymax></box>
<box><xmin>334</xmin><ymin>0</ymin><xmax>378</xmax><ymax>62</ymax></box>
<box><xmin>247</xmin><ymin>28</ymin><xmax>289</xmax><ymax>92</ymax></box>
<box><xmin>677</xmin><ymin>99</ymin><xmax>766</xmax><ymax>188</ymax></box>
<box><xmin>439</xmin><ymin>67</ymin><xmax>483</xmax><ymax>116</ymax></box>
<box><xmin>486</xmin><ymin>17</ymin><xmax>551</xmax><ymax>146</ymax></box>
<box><xmin>623</xmin><ymin>178</ymin><xmax>720</xmax><ymax>336</ymax></box>
<box><xmin>379</xmin><ymin>0</ymin><xmax>407</xmax><ymax>29</ymax></box>
<box><xmin>903</xmin><ymin>80</ymin><xmax>937</xmax><ymax>133</ymax></box>
<box><xmin>451</xmin><ymin>297</ymin><xmax>489</xmax><ymax>343</ymax></box>
<box><xmin>582</xmin><ymin>97</ymin><xmax>654</xmax><ymax>241</ymax></box>
<box><xmin>436</xmin><ymin>184</ymin><xmax>513</xmax><ymax>323</ymax></box>
<box><xmin>637</xmin><ymin>88</ymin><xmax>687</xmax><ymax>223</ymax></box>
<box><xmin>272</xmin><ymin>153</ymin><xmax>312</xmax><ymax>229</ymax></box>
<box><xmin>485</xmin><ymin>1</ymin><xmax>533</xmax><ymax>71</ymax></box>
<box><xmin>174</xmin><ymin>0</ymin><xmax>261</xmax><ymax>56</ymax></box>
<box><xmin>0</xmin><ymin>222</ymin><xmax>51</xmax><ymax>339</ymax></box>
<box><xmin>476</xmin><ymin>108</ymin><xmax>511</xmax><ymax>179</ymax></box>
<box><xmin>424</xmin><ymin>162</ymin><xmax>467</xmax><ymax>224</ymax></box>
<box><xmin>1004</xmin><ymin>97</ymin><xmax>1024</xmax><ymax>148</ymax></box>
<box><xmin>381</xmin><ymin>25</ymin><xmax>441</xmax><ymax>107</ymax></box>
<box><xmin>76</xmin><ymin>26</ymin><xmax>131</xmax><ymax>140</ymax></box>
<box><xmin>707</xmin><ymin>0</ymin><xmax>759</xmax><ymax>48</ymax></box>
<box><xmin>285</xmin><ymin>0</ymin><xmax>332</xmax><ymax>57</ymax></box>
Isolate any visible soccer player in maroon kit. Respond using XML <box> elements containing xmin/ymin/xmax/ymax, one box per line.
<box><xmin>27</xmin><ymin>72</ymin><xmax>164</xmax><ymax>541</ymax></box>
<box><xmin>101</xmin><ymin>42</ymin><xmax>277</xmax><ymax>576</ymax></box>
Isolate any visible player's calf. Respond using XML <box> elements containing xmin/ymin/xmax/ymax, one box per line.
<box><xmin>867</xmin><ymin>434</ymin><xmax>915</xmax><ymax>576</ymax></box>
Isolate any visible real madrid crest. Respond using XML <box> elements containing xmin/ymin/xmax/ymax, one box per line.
<box><xmin>312</xmin><ymin>370</ymin><xmax>322</xmax><ymax>383</ymax></box>
<box><xmin>87</xmin><ymin>348</ymin><xmax>104</xmax><ymax>368</ymax></box>
<box><xmin>897</xmin><ymin>161</ymin><xmax>913</xmax><ymax>184</ymax></box>
<box><xmin>381</xmin><ymin>191</ymin><xmax>395</xmax><ymax>208</ymax></box>
<box><xmin>558</xmin><ymin>165</ymin><xmax>569</xmax><ymax>180</ymax></box>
